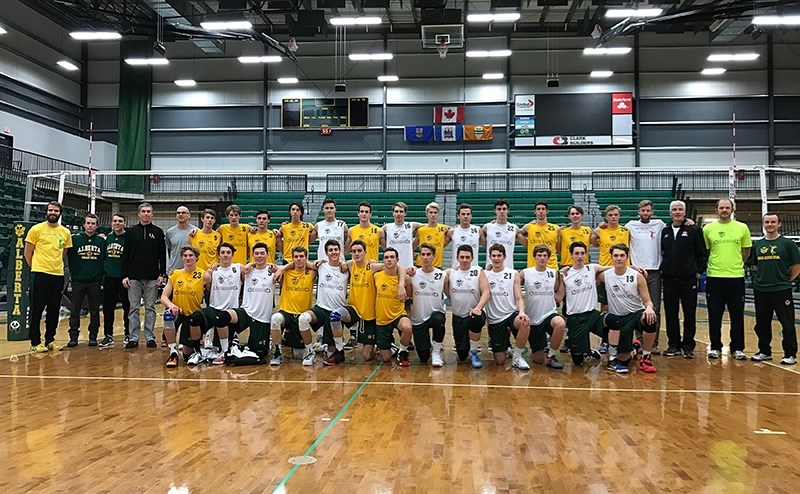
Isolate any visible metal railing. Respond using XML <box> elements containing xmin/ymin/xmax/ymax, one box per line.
<box><xmin>326</xmin><ymin>171</ymin><xmax>571</xmax><ymax>193</ymax></box>
<box><xmin>591</xmin><ymin>169</ymin><xmax>793</xmax><ymax>192</ymax></box>
<box><xmin>148</xmin><ymin>173</ymin><xmax>307</xmax><ymax>195</ymax></box>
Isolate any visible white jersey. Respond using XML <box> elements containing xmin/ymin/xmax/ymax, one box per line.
<box><xmin>209</xmin><ymin>263</ymin><xmax>242</xmax><ymax>310</ymax></box>
<box><xmin>522</xmin><ymin>267</ymin><xmax>558</xmax><ymax>325</ymax></box>
<box><xmin>485</xmin><ymin>267</ymin><xmax>518</xmax><ymax>324</ymax></box>
<box><xmin>485</xmin><ymin>222</ymin><xmax>518</xmax><ymax>269</ymax></box>
<box><xmin>448</xmin><ymin>266</ymin><xmax>483</xmax><ymax>317</ymax></box>
<box><xmin>605</xmin><ymin>267</ymin><xmax>645</xmax><ymax>316</ymax></box>
<box><xmin>563</xmin><ymin>264</ymin><xmax>599</xmax><ymax>315</ymax></box>
<box><xmin>315</xmin><ymin>262</ymin><xmax>349</xmax><ymax>310</ymax></box>
<box><xmin>241</xmin><ymin>266</ymin><xmax>275</xmax><ymax>323</ymax></box>
<box><xmin>410</xmin><ymin>268</ymin><xmax>445</xmax><ymax>325</ymax></box>
<box><xmin>451</xmin><ymin>225</ymin><xmax>481</xmax><ymax>267</ymax></box>
<box><xmin>316</xmin><ymin>219</ymin><xmax>346</xmax><ymax>261</ymax></box>
<box><xmin>384</xmin><ymin>222</ymin><xmax>415</xmax><ymax>267</ymax></box>
<box><xmin>626</xmin><ymin>219</ymin><xmax>666</xmax><ymax>269</ymax></box>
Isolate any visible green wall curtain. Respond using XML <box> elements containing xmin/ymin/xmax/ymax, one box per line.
<box><xmin>116</xmin><ymin>40</ymin><xmax>151</xmax><ymax>193</ymax></box>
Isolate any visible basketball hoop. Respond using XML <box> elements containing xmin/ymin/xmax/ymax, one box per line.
<box><xmin>437</xmin><ymin>40</ymin><xmax>448</xmax><ymax>59</ymax></box>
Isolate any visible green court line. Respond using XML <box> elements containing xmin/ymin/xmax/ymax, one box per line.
<box><xmin>272</xmin><ymin>362</ymin><xmax>382</xmax><ymax>493</ymax></box>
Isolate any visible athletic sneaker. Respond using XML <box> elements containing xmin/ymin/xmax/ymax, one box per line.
<box><xmin>187</xmin><ymin>352</ymin><xmax>203</xmax><ymax>366</ymax></box>
<box><xmin>270</xmin><ymin>353</ymin><xmax>283</xmax><ymax>366</ymax></box>
<box><xmin>146</xmin><ymin>340</ymin><xmax>157</xmax><ymax>348</ymax></box>
<box><xmin>67</xmin><ymin>339</ymin><xmax>78</xmax><ymax>348</ymax></box>
<box><xmin>651</xmin><ymin>346</ymin><xmax>662</xmax><ymax>356</ymax></box>
<box><xmin>211</xmin><ymin>353</ymin><xmax>226</xmax><ymax>366</ymax></box>
<box><xmin>397</xmin><ymin>350</ymin><xmax>411</xmax><ymax>367</ymax></box>
<box><xmin>545</xmin><ymin>355</ymin><xmax>563</xmax><ymax>370</ymax></box>
<box><xmin>302</xmin><ymin>351</ymin><xmax>316</xmax><ymax>366</ymax></box>
<box><xmin>88</xmin><ymin>339</ymin><xmax>98</xmax><ymax>347</ymax></box>
<box><xmin>431</xmin><ymin>352</ymin><xmax>444</xmax><ymax>367</ymax></box>
<box><xmin>344</xmin><ymin>338</ymin><xmax>357</xmax><ymax>350</ymax></box>
<box><xmin>707</xmin><ymin>349</ymin><xmax>721</xmax><ymax>359</ymax></box>
<box><xmin>559</xmin><ymin>339</ymin><xmax>570</xmax><ymax>353</ymax></box>
<box><xmin>780</xmin><ymin>356</ymin><xmax>797</xmax><ymax>365</ymax></box>
<box><xmin>98</xmin><ymin>335</ymin><xmax>114</xmax><ymax>348</ymax></box>
<box><xmin>598</xmin><ymin>342</ymin><xmax>609</xmax><ymax>354</ymax></box>
<box><xmin>632</xmin><ymin>339</ymin><xmax>642</xmax><ymax>355</ymax></box>
<box><xmin>390</xmin><ymin>343</ymin><xmax>400</xmax><ymax>358</ymax></box>
<box><xmin>585</xmin><ymin>349</ymin><xmax>602</xmax><ymax>361</ymax></box>
<box><xmin>607</xmin><ymin>359</ymin><xmax>629</xmax><ymax>374</ymax></box>
<box><xmin>469</xmin><ymin>350</ymin><xmax>482</xmax><ymax>369</ymax></box>
<box><xmin>664</xmin><ymin>346</ymin><xmax>682</xmax><ymax>357</ymax></box>
<box><xmin>323</xmin><ymin>350</ymin><xmax>345</xmax><ymax>366</ymax></box>
<box><xmin>639</xmin><ymin>355</ymin><xmax>657</xmax><ymax>373</ymax></box>
<box><xmin>125</xmin><ymin>340</ymin><xmax>139</xmax><ymax>349</ymax></box>
<box><xmin>511</xmin><ymin>354</ymin><xmax>530</xmax><ymax>370</ymax></box>
<box><xmin>407</xmin><ymin>342</ymin><xmax>415</xmax><ymax>352</ymax></box>
<box><xmin>165</xmin><ymin>352</ymin><xmax>179</xmax><ymax>368</ymax></box>
<box><xmin>46</xmin><ymin>342</ymin><xmax>62</xmax><ymax>352</ymax></box>
<box><xmin>31</xmin><ymin>343</ymin><xmax>48</xmax><ymax>353</ymax></box>
<box><xmin>751</xmin><ymin>352</ymin><xmax>772</xmax><ymax>362</ymax></box>
<box><xmin>732</xmin><ymin>350</ymin><xmax>747</xmax><ymax>361</ymax></box>
<box><xmin>683</xmin><ymin>349</ymin><xmax>695</xmax><ymax>359</ymax></box>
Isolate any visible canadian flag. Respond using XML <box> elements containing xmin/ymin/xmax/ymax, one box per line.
<box><xmin>434</xmin><ymin>106</ymin><xmax>465</xmax><ymax>124</ymax></box>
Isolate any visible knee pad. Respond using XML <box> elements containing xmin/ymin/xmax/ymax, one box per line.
<box><xmin>215</xmin><ymin>310</ymin><xmax>232</xmax><ymax>328</ymax></box>
<box><xmin>467</xmin><ymin>313</ymin><xmax>486</xmax><ymax>334</ymax></box>
<box><xmin>604</xmin><ymin>314</ymin><xmax>624</xmax><ymax>330</ymax></box>
<box><xmin>270</xmin><ymin>312</ymin><xmax>285</xmax><ymax>331</ymax></box>
<box><xmin>331</xmin><ymin>307</ymin><xmax>350</xmax><ymax>323</ymax></box>
<box><xmin>430</xmin><ymin>311</ymin><xmax>446</xmax><ymax>327</ymax></box>
<box><xmin>189</xmin><ymin>311</ymin><xmax>205</xmax><ymax>327</ymax></box>
<box><xmin>642</xmin><ymin>320</ymin><xmax>657</xmax><ymax>334</ymax></box>
<box><xmin>298</xmin><ymin>312</ymin><xmax>313</xmax><ymax>331</ymax></box>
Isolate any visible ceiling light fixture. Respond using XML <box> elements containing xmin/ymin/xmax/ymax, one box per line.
<box><xmin>583</xmin><ymin>47</ymin><xmax>632</xmax><ymax>55</ymax></box>
<box><xmin>467</xmin><ymin>13</ymin><xmax>521</xmax><ymax>23</ymax></box>
<box><xmin>330</xmin><ymin>16</ymin><xmax>382</xmax><ymax>26</ymax></box>
<box><xmin>69</xmin><ymin>31</ymin><xmax>121</xmax><ymax>40</ymax></box>
<box><xmin>707</xmin><ymin>53</ymin><xmax>759</xmax><ymax>62</ymax></box>
<box><xmin>349</xmin><ymin>53</ymin><xmax>393</xmax><ymax>61</ymax></box>
<box><xmin>174</xmin><ymin>79</ymin><xmax>197</xmax><ymax>87</ymax></box>
<box><xmin>466</xmin><ymin>50</ymin><xmax>513</xmax><ymax>58</ymax></box>
<box><xmin>590</xmin><ymin>70</ymin><xmax>614</xmax><ymax>78</ymax></box>
<box><xmin>752</xmin><ymin>15</ymin><xmax>800</xmax><ymax>25</ymax></box>
<box><xmin>701</xmin><ymin>68</ymin><xmax>726</xmax><ymax>75</ymax></box>
<box><xmin>238</xmin><ymin>56</ymin><xmax>282</xmax><ymax>64</ymax></box>
<box><xmin>57</xmin><ymin>60</ymin><xmax>79</xmax><ymax>71</ymax></box>
<box><xmin>277</xmin><ymin>77</ymin><xmax>299</xmax><ymax>84</ymax></box>
<box><xmin>0</xmin><ymin>26</ymin><xmax>7</xmax><ymax>35</ymax></box>
<box><xmin>200</xmin><ymin>20</ymin><xmax>253</xmax><ymax>30</ymax></box>
<box><xmin>482</xmin><ymin>73</ymin><xmax>504</xmax><ymax>80</ymax></box>
<box><xmin>378</xmin><ymin>75</ymin><xmax>399</xmax><ymax>82</ymax></box>
<box><xmin>124</xmin><ymin>58</ymin><xmax>169</xmax><ymax>66</ymax></box>
<box><xmin>606</xmin><ymin>8</ymin><xmax>663</xmax><ymax>19</ymax></box>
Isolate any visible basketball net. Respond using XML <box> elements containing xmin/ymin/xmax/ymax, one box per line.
<box><xmin>437</xmin><ymin>40</ymin><xmax>448</xmax><ymax>59</ymax></box>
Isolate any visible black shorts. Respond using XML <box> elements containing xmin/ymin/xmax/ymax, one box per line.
<box><xmin>488</xmin><ymin>311</ymin><xmax>520</xmax><ymax>353</ymax></box>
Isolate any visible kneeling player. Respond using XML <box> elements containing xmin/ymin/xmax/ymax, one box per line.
<box><xmin>485</xmin><ymin>244</ymin><xmax>531</xmax><ymax>369</ymax></box>
<box><xmin>521</xmin><ymin>244</ymin><xmax>566</xmax><ymax>369</ymax></box>
<box><xmin>200</xmin><ymin>242</ymin><xmax>242</xmax><ymax>365</ymax></box>
<box><xmin>375</xmin><ymin>248</ymin><xmax>413</xmax><ymax>366</ymax></box>
<box><xmin>407</xmin><ymin>243</ymin><xmax>446</xmax><ymax>366</ymax></box>
<box><xmin>444</xmin><ymin>245</ymin><xmax>490</xmax><ymax>368</ymax></box>
<box><xmin>160</xmin><ymin>246</ymin><xmax>208</xmax><ymax>367</ymax></box>
<box><xmin>270</xmin><ymin>246</ymin><xmax>317</xmax><ymax>365</ymax></box>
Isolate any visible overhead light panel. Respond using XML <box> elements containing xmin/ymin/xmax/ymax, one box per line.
<box><xmin>57</xmin><ymin>61</ymin><xmax>79</xmax><ymax>71</ymax></box>
<box><xmin>200</xmin><ymin>20</ymin><xmax>253</xmax><ymax>30</ymax></box>
<box><xmin>606</xmin><ymin>9</ymin><xmax>663</xmax><ymax>19</ymax></box>
<box><xmin>174</xmin><ymin>79</ymin><xmax>197</xmax><ymax>87</ymax></box>
<box><xmin>124</xmin><ymin>58</ymin><xmax>169</xmax><ymax>66</ymax></box>
<box><xmin>701</xmin><ymin>68</ymin><xmax>726</xmax><ymax>75</ymax></box>
<box><xmin>0</xmin><ymin>26</ymin><xmax>7</xmax><ymax>35</ymax></box>
<box><xmin>330</xmin><ymin>16</ymin><xmax>382</xmax><ymax>26</ymax></box>
<box><xmin>482</xmin><ymin>73</ymin><xmax>504</xmax><ymax>80</ymax></box>
<box><xmin>349</xmin><ymin>53</ymin><xmax>393</xmax><ymax>61</ymax></box>
<box><xmin>707</xmin><ymin>53</ymin><xmax>759</xmax><ymax>62</ymax></box>
<box><xmin>466</xmin><ymin>50</ymin><xmax>513</xmax><ymax>58</ymax></box>
<box><xmin>590</xmin><ymin>70</ymin><xmax>614</xmax><ymax>78</ymax></box>
<box><xmin>467</xmin><ymin>13</ymin><xmax>521</xmax><ymax>23</ymax></box>
<box><xmin>752</xmin><ymin>15</ymin><xmax>800</xmax><ymax>25</ymax></box>
<box><xmin>238</xmin><ymin>56</ymin><xmax>282</xmax><ymax>63</ymax></box>
<box><xmin>583</xmin><ymin>47</ymin><xmax>631</xmax><ymax>55</ymax></box>
<box><xmin>69</xmin><ymin>31</ymin><xmax>121</xmax><ymax>40</ymax></box>
<box><xmin>277</xmin><ymin>77</ymin><xmax>299</xmax><ymax>84</ymax></box>
<box><xmin>378</xmin><ymin>75</ymin><xmax>399</xmax><ymax>82</ymax></box>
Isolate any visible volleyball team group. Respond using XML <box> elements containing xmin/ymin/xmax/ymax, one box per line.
<box><xmin>23</xmin><ymin>195</ymin><xmax>800</xmax><ymax>373</ymax></box>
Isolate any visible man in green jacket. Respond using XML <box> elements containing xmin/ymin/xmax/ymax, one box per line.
<box><xmin>100</xmin><ymin>213</ymin><xmax>128</xmax><ymax>347</ymax></box>
<box><xmin>67</xmin><ymin>214</ymin><xmax>106</xmax><ymax>347</ymax></box>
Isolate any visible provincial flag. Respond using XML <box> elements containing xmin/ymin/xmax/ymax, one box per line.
<box><xmin>434</xmin><ymin>125</ymin><xmax>463</xmax><ymax>142</ymax></box>
<box><xmin>433</xmin><ymin>106</ymin><xmax>465</xmax><ymax>124</ymax></box>
<box><xmin>404</xmin><ymin>125</ymin><xmax>434</xmax><ymax>142</ymax></box>
<box><xmin>464</xmin><ymin>124</ymin><xmax>493</xmax><ymax>141</ymax></box>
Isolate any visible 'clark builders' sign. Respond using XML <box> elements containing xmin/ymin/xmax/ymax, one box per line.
<box><xmin>7</xmin><ymin>222</ymin><xmax>32</xmax><ymax>340</ymax></box>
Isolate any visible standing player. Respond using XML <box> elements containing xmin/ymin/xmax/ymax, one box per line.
<box><xmin>749</xmin><ymin>213</ymin><xmax>800</xmax><ymax>365</ymax></box>
<box><xmin>592</xmin><ymin>205</ymin><xmax>631</xmax><ymax>267</ymax></box>
<box><xmin>374</xmin><ymin>248</ymin><xmax>414</xmax><ymax>366</ymax></box>
<box><xmin>199</xmin><ymin>242</ymin><xmax>243</xmax><ymax>365</ymax></box>
<box><xmin>382</xmin><ymin>201</ymin><xmax>422</xmax><ymax>268</ymax></box>
<box><xmin>349</xmin><ymin>201</ymin><xmax>380</xmax><ymax>261</ymax></box>
<box><xmin>485</xmin><ymin>244</ymin><xmax>530</xmax><ymax>369</ymax></box>
<box><xmin>444</xmin><ymin>245</ymin><xmax>490</xmax><ymax>368</ymax></box>
<box><xmin>217</xmin><ymin>205</ymin><xmax>250</xmax><ymax>265</ymax></box>
<box><xmin>559</xmin><ymin>205</ymin><xmax>592</xmax><ymax>267</ymax></box>
<box><xmin>520</xmin><ymin>244</ymin><xmax>565</xmax><ymax>369</ymax></box>
<box><xmin>100</xmin><ymin>213</ymin><xmax>129</xmax><ymax>347</ymax></box>
<box><xmin>191</xmin><ymin>209</ymin><xmax>221</xmax><ymax>271</ymax></box>
<box><xmin>278</xmin><ymin>202</ymin><xmax>314</xmax><ymax>263</ymax></box>
<box><xmin>269</xmin><ymin>246</ymin><xmax>317</xmax><ymax>365</ymax></box>
<box><xmin>160</xmin><ymin>246</ymin><xmax>207</xmax><ymax>368</ymax></box>
<box><xmin>314</xmin><ymin>199</ymin><xmax>348</xmax><ymax>262</ymax></box>
<box><xmin>600</xmin><ymin>244</ymin><xmax>658</xmax><ymax>374</ymax></box>
<box><xmin>407</xmin><ymin>243</ymin><xmax>447</xmax><ymax>366</ymax></box>
<box><xmin>483</xmin><ymin>199</ymin><xmax>522</xmax><ymax>269</ymax></box>
<box><xmin>66</xmin><ymin>214</ymin><xmax>105</xmax><ymax>347</ymax></box>
<box><xmin>247</xmin><ymin>210</ymin><xmax>278</xmax><ymax>263</ymax></box>
<box><xmin>166</xmin><ymin>205</ymin><xmax>196</xmax><ymax>273</ymax></box>
<box><xmin>446</xmin><ymin>203</ymin><xmax>483</xmax><ymax>267</ymax></box>
<box><xmin>415</xmin><ymin>202</ymin><xmax>449</xmax><ymax>268</ymax></box>
<box><xmin>522</xmin><ymin>201</ymin><xmax>559</xmax><ymax>269</ymax></box>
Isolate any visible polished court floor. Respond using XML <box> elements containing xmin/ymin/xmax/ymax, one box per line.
<box><xmin>0</xmin><ymin>306</ymin><xmax>798</xmax><ymax>493</ymax></box>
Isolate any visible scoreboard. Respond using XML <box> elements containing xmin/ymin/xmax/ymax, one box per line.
<box><xmin>281</xmin><ymin>98</ymin><xmax>369</xmax><ymax>128</ymax></box>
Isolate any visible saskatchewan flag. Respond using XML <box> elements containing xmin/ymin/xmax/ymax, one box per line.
<box><xmin>464</xmin><ymin>125</ymin><xmax>493</xmax><ymax>141</ymax></box>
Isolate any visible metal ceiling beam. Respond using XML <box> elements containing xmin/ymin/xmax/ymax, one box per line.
<box><xmin>143</xmin><ymin>0</ymin><xmax>224</xmax><ymax>53</ymax></box>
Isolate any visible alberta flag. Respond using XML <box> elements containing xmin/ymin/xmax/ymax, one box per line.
<box><xmin>433</xmin><ymin>106</ymin><xmax>465</xmax><ymax>124</ymax></box>
<box><xmin>404</xmin><ymin>125</ymin><xmax>434</xmax><ymax>142</ymax></box>
<box><xmin>434</xmin><ymin>125</ymin><xmax>463</xmax><ymax>142</ymax></box>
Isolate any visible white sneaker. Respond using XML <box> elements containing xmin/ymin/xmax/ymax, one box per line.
<box><xmin>732</xmin><ymin>350</ymin><xmax>747</xmax><ymax>360</ymax></box>
<box><xmin>511</xmin><ymin>354</ymin><xmax>530</xmax><ymax>370</ymax></box>
<box><xmin>707</xmin><ymin>349</ymin><xmax>721</xmax><ymax>359</ymax></box>
<box><xmin>302</xmin><ymin>351</ymin><xmax>316</xmax><ymax>366</ymax></box>
<box><xmin>187</xmin><ymin>352</ymin><xmax>203</xmax><ymax>366</ymax></box>
<box><xmin>270</xmin><ymin>354</ymin><xmax>283</xmax><ymax>366</ymax></box>
<box><xmin>431</xmin><ymin>352</ymin><xmax>444</xmax><ymax>367</ymax></box>
<box><xmin>750</xmin><ymin>352</ymin><xmax>772</xmax><ymax>362</ymax></box>
<box><xmin>780</xmin><ymin>356</ymin><xmax>797</xmax><ymax>365</ymax></box>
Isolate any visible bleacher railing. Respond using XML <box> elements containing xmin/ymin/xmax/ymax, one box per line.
<box><xmin>149</xmin><ymin>174</ymin><xmax>307</xmax><ymax>195</ymax></box>
<box><xmin>326</xmin><ymin>171</ymin><xmax>571</xmax><ymax>193</ymax></box>
<box><xmin>592</xmin><ymin>169</ymin><xmax>792</xmax><ymax>191</ymax></box>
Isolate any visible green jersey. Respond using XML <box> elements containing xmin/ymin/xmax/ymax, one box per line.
<box><xmin>751</xmin><ymin>236</ymin><xmax>800</xmax><ymax>292</ymax></box>
<box><xmin>104</xmin><ymin>231</ymin><xmax>125</xmax><ymax>278</ymax></box>
<box><xmin>67</xmin><ymin>232</ymin><xmax>106</xmax><ymax>282</ymax></box>
<box><xmin>703</xmin><ymin>220</ymin><xmax>752</xmax><ymax>278</ymax></box>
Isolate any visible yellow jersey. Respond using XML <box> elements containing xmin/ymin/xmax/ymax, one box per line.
<box><xmin>348</xmin><ymin>262</ymin><xmax>377</xmax><ymax>320</ymax></box>
<box><xmin>278</xmin><ymin>267</ymin><xmax>315</xmax><ymax>314</ymax></box>
<box><xmin>559</xmin><ymin>226</ymin><xmax>592</xmax><ymax>267</ymax></box>
<box><xmin>217</xmin><ymin>223</ymin><xmax>250</xmax><ymax>264</ymax></box>
<box><xmin>25</xmin><ymin>222</ymin><xmax>73</xmax><ymax>275</ymax></box>
<box><xmin>374</xmin><ymin>270</ymin><xmax>405</xmax><ymax>325</ymax></box>
<box><xmin>190</xmin><ymin>230</ymin><xmax>220</xmax><ymax>271</ymax></box>
<box><xmin>597</xmin><ymin>226</ymin><xmax>630</xmax><ymax>266</ymax></box>
<box><xmin>280</xmin><ymin>221</ymin><xmax>312</xmax><ymax>260</ymax></box>
<box><xmin>415</xmin><ymin>224</ymin><xmax>448</xmax><ymax>268</ymax></box>
<box><xmin>169</xmin><ymin>268</ymin><xmax>205</xmax><ymax>315</ymax></box>
<box><xmin>349</xmin><ymin>223</ymin><xmax>380</xmax><ymax>261</ymax></box>
<box><xmin>248</xmin><ymin>230</ymin><xmax>277</xmax><ymax>262</ymax></box>
<box><xmin>527</xmin><ymin>222</ymin><xmax>559</xmax><ymax>269</ymax></box>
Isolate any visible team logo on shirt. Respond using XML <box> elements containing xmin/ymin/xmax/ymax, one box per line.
<box><xmin>612</xmin><ymin>284</ymin><xmax>621</xmax><ymax>291</ymax></box>
<box><xmin>419</xmin><ymin>281</ymin><xmax>427</xmax><ymax>289</ymax></box>
<box><xmin>325</xmin><ymin>274</ymin><xmax>332</xmax><ymax>281</ymax></box>
<box><xmin>456</xmin><ymin>279</ymin><xmax>464</xmax><ymax>287</ymax></box>
<box><xmin>251</xmin><ymin>278</ymin><xmax>259</xmax><ymax>285</ymax></box>
<box><xmin>718</xmin><ymin>231</ymin><xmax>726</xmax><ymax>237</ymax></box>
<box><xmin>353</xmin><ymin>272</ymin><xmax>360</xmax><ymax>280</ymax></box>
<box><xmin>177</xmin><ymin>280</ymin><xmax>184</xmax><ymax>287</ymax></box>
<box><xmin>325</xmin><ymin>228</ymin><xmax>331</xmax><ymax>234</ymax></box>
<box><xmin>574</xmin><ymin>278</ymin><xmax>582</xmax><ymax>287</ymax></box>
<box><xmin>460</xmin><ymin>235</ymin><xmax>467</xmax><ymax>242</ymax></box>
<box><xmin>380</xmin><ymin>283</ymin><xmax>388</xmax><ymax>291</ymax></box>
<box><xmin>228</xmin><ymin>235</ymin><xmax>234</xmax><ymax>240</ymax></box>
<box><xmin>534</xmin><ymin>281</ymin><xmax>542</xmax><ymax>289</ymax></box>
<box><xmin>489</xmin><ymin>281</ymin><xmax>496</xmax><ymax>289</ymax></box>
<box><xmin>393</xmin><ymin>230</ymin><xmax>401</xmax><ymax>238</ymax></box>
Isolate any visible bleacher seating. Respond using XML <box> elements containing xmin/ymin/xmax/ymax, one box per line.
<box><xmin>594</xmin><ymin>190</ymin><xmax>674</xmax><ymax>224</ymax></box>
<box><xmin>235</xmin><ymin>192</ymin><xmax>306</xmax><ymax>227</ymax></box>
<box><xmin>316</xmin><ymin>193</ymin><xmax>434</xmax><ymax>227</ymax></box>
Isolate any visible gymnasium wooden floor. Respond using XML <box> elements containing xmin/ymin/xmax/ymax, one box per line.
<box><xmin>0</xmin><ymin>305</ymin><xmax>798</xmax><ymax>493</ymax></box>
